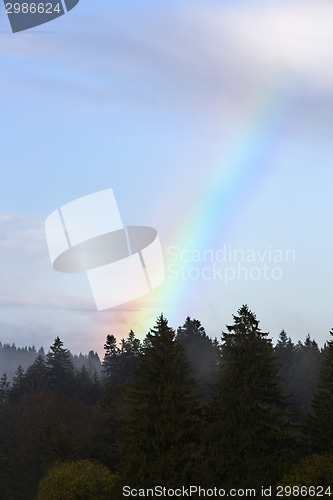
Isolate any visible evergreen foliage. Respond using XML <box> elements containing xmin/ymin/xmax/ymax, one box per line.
<box><xmin>275</xmin><ymin>331</ymin><xmax>322</xmax><ymax>422</ymax></box>
<box><xmin>24</xmin><ymin>354</ymin><xmax>50</xmax><ymax>394</ymax></box>
<box><xmin>102</xmin><ymin>334</ymin><xmax>120</xmax><ymax>381</ymax></box>
<box><xmin>208</xmin><ymin>305</ymin><xmax>294</xmax><ymax>489</ymax></box>
<box><xmin>46</xmin><ymin>337</ymin><xmax>74</xmax><ymax>394</ymax></box>
<box><xmin>0</xmin><ymin>373</ymin><xmax>10</xmax><ymax>403</ymax></box>
<box><xmin>0</xmin><ymin>343</ymin><xmax>38</xmax><ymax>381</ymax></box>
<box><xmin>117</xmin><ymin>314</ymin><xmax>201</xmax><ymax>488</ymax></box>
<box><xmin>9</xmin><ymin>365</ymin><xmax>25</xmax><ymax>401</ymax></box>
<box><xmin>103</xmin><ymin>330</ymin><xmax>142</xmax><ymax>386</ymax></box>
<box><xmin>176</xmin><ymin>316</ymin><xmax>218</xmax><ymax>395</ymax></box>
<box><xmin>305</xmin><ymin>329</ymin><xmax>333</xmax><ymax>452</ymax></box>
<box><xmin>0</xmin><ymin>311</ymin><xmax>331</xmax><ymax>498</ymax></box>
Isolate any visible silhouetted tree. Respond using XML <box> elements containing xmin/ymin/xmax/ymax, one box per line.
<box><xmin>305</xmin><ymin>329</ymin><xmax>333</xmax><ymax>453</ymax></box>
<box><xmin>0</xmin><ymin>373</ymin><xmax>10</xmax><ymax>404</ymax></box>
<box><xmin>176</xmin><ymin>317</ymin><xmax>218</xmax><ymax>396</ymax></box>
<box><xmin>46</xmin><ymin>337</ymin><xmax>74</xmax><ymax>394</ymax></box>
<box><xmin>8</xmin><ymin>365</ymin><xmax>25</xmax><ymax>401</ymax></box>
<box><xmin>117</xmin><ymin>314</ymin><xmax>201</xmax><ymax>488</ymax></box>
<box><xmin>208</xmin><ymin>305</ymin><xmax>294</xmax><ymax>489</ymax></box>
<box><xmin>87</xmin><ymin>350</ymin><xmax>102</xmax><ymax>376</ymax></box>
<box><xmin>102</xmin><ymin>334</ymin><xmax>119</xmax><ymax>381</ymax></box>
<box><xmin>289</xmin><ymin>335</ymin><xmax>322</xmax><ymax>422</ymax></box>
<box><xmin>275</xmin><ymin>330</ymin><xmax>297</xmax><ymax>412</ymax></box>
<box><xmin>75</xmin><ymin>364</ymin><xmax>102</xmax><ymax>404</ymax></box>
<box><xmin>0</xmin><ymin>343</ymin><xmax>38</xmax><ymax>381</ymax></box>
<box><xmin>24</xmin><ymin>354</ymin><xmax>49</xmax><ymax>394</ymax></box>
<box><xmin>103</xmin><ymin>330</ymin><xmax>142</xmax><ymax>386</ymax></box>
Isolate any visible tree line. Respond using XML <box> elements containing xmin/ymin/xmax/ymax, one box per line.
<box><xmin>0</xmin><ymin>305</ymin><xmax>332</xmax><ymax>499</ymax></box>
<box><xmin>0</xmin><ymin>341</ymin><xmax>102</xmax><ymax>382</ymax></box>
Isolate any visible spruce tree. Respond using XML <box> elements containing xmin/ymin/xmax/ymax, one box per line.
<box><xmin>176</xmin><ymin>317</ymin><xmax>218</xmax><ymax>396</ymax></box>
<box><xmin>118</xmin><ymin>330</ymin><xmax>142</xmax><ymax>382</ymax></box>
<box><xmin>9</xmin><ymin>366</ymin><xmax>25</xmax><ymax>401</ymax></box>
<box><xmin>290</xmin><ymin>335</ymin><xmax>322</xmax><ymax>422</ymax></box>
<box><xmin>208</xmin><ymin>305</ymin><xmax>294</xmax><ymax>489</ymax></box>
<box><xmin>47</xmin><ymin>337</ymin><xmax>74</xmax><ymax>394</ymax></box>
<box><xmin>103</xmin><ymin>331</ymin><xmax>142</xmax><ymax>386</ymax></box>
<box><xmin>0</xmin><ymin>373</ymin><xmax>10</xmax><ymax>404</ymax></box>
<box><xmin>117</xmin><ymin>314</ymin><xmax>201</xmax><ymax>488</ymax></box>
<box><xmin>305</xmin><ymin>329</ymin><xmax>333</xmax><ymax>453</ymax></box>
<box><xmin>25</xmin><ymin>354</ymin><xmax>49</xmax><ymax>393</ymax></box>
<box><xmin>102</xmin><ymin>335</ymin><xmax>119</xmax><ymax>381</ymax></box>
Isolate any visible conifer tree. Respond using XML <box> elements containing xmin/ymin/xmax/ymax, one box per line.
<box><xmin>305</xmin><ymin>329</ymin><xmax>333</xmax><ymax>453</ymax></box>
<box><xmin>289</xmin><ymin>335</ymin><xmax>322</xmax><ymax>422</ymax></box>
<box><xmin>87</xmin><ymin>350</ymin><xmax>101</xmax><ymax>376</ymax></box>
<box><xmin>102</xmin><ymin>334</ymin><xmax>119</xmax><ymax>381</ymax></box>
<box><xmin>25</xmin><ymin>354</ymin><xmax>49</xmax><ymax>393</ymax></box>
<box><xmin>275</xmin><ymin>330</ymin><xmax>297</xmax><ymax>412</ymax></box>
<box><xmin>117</xmin><ymin>314</ymin><xmax>201</xmax><ymax>488</ymax></box>
<box><xmin>103</xmin><ymin>331</ymin><xmax>142</xmax><ymax>385</ymax></box>
<box><xmin>176</xmin><ymin>317</ymin><xmax>218</xmax><ymax>396</ymax></box>
<box><xmin>118</xmin><ymin>329</ymin><xmax>142</xmax><ymax>381</ymax></box>
<box><xmin>47</xmin><ymin>337</ymin><xmax>74</xmax><ymax>394</ymax></box>
<box><xmin>208</xmin><ymin>305</ymin><xmax>294</xmax><ymax>489</ymax></box>
<box><xmin>9</xmin><ymin>365</ymin><xmax>25</xmax><ymax>401</ymax></box>
<box><xmin>0</xmin><ymin>373</ymin><xmax>10</xmax><ymax>404</ymax></box>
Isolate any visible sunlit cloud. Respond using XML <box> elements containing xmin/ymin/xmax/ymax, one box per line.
<box><xmin>5</xmin><ymin>2</ymin><xmax>333</xmax><ymax>109</ymax></box>
<box><xmin>3</xmin><ymin>0</ymin><xmax>333</xmax><ymax>121</ymax></box>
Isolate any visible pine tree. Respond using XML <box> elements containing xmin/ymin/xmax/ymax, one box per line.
<box><xmin>208</xmin><ymin>305</ymin><xmax>294</xmax><ymax>489</ymax></box>
<box><xmin>117</xmin><ymin>314</ymin><xmax>201</xmax><ymax>488</ymax></box>
<box><xmin>47</xmin><ymin>337</ymin><xmax>74</xmax><ymax>394</ymax></box>
<box><xmin>305</xmin><ymin>329</ymin><xmax>333</xmax><ymax>453</ymax></box>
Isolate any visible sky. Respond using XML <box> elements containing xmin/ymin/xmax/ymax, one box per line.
<box><xmin>1</xmin><ymin>0</ymin><xmax>333</xmax><ymax>357</ymax></box>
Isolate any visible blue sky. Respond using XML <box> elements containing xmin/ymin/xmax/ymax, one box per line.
<box><xmin>1</xmin><ymin>0</ymin><xmax>333</xmax><ymax>356</ymax></box>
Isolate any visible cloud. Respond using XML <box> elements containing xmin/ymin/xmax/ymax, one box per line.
<box><xmin>55</xmin><ymin>1</ymin><xmax>333</xmax><ymax>110</ymax></box>
<box><xmin>0</xmin><ymin>0</ymin><xmax>333</xmax><ymax>133</ymax></box>
<box><xmin>0</xmin><ymin>293</ymin><xmax>93</xmax><ymax>311</ymax></box>
<box><xmin>196</xmin><ymin>0</ymin><xmax>333</xmax><ymax>90</ymax></box>
<box><xmin>0</xmin><ymin>213</ymin><xmax>92</xmax><ymax>306</ymax></box>
<box><xmin>3</xmin><ymin>0</ymin><xmax>333</xmax><ymax>121</ymax></box>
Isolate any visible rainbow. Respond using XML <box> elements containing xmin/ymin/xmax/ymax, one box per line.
<box><xmin>111</xmin><ymin>81</ymin><xmax>291</xmax><ymax>340</ymax></box>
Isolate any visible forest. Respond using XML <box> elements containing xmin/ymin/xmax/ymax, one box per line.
<box><xmin>0</xmin><ymin>305</ymin><xmax>332</xmax><ymax>499</ymax></box>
